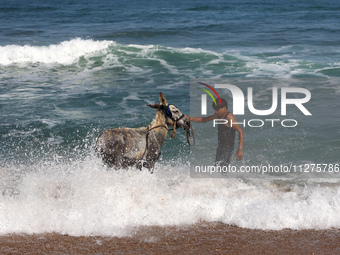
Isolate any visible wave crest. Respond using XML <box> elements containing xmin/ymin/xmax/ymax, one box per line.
<box><xmin>0</xmin><ymin>38</ymin><xmax>114</xmax><ymax>66</ymax></box>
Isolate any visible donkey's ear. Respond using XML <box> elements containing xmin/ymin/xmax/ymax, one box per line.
<box><xmin>159</xmin><ymin>92</ymin><xmax>168</xmax><ymax>106</ymax></box>
<box><xmin>147</xmin><ymin>103</ymin><xmax>161</xmax><ymax>109</ymax></box>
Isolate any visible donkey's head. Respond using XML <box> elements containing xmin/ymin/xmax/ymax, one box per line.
<box><xmin>148</xmin><ymin>92</ymin><xmax>191</xmax><ymax>132</ymax></box>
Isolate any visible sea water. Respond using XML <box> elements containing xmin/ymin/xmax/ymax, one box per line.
<box><xmin>1</xmin><ymin>0</ymin><xmax>340</xmax><ymax>236</ymax></box>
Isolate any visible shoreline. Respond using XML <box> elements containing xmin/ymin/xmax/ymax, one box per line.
<box><xmin>1</xmin><ymin>222</ymin><xmax>339</xmax><ymax>254</ymax></box>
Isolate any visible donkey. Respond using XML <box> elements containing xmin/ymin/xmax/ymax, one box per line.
<box><xmin>96</xmin><ymin>92</ymin><xmax>193</xmax><ymax>170</ymax></box>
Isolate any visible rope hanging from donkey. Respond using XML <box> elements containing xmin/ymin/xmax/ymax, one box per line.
<box><xmin>141</xmin><ymin>124</ymin><xmax>168</xmax><ymax>160</ymax></box>
<box><xmin>141</xmin><ymin>121</ymin><xmax>195</xmax><ymax>161</ymax></box>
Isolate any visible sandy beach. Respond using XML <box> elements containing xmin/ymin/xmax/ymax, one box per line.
<box><xmin>1</xmin><ymin>222</ymin><xmax>339</xmax><ymax>254</ymax></box>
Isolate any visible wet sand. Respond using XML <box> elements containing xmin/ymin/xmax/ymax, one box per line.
<box><xmin>1</xmin><ymin>222</ymin><xmax>339</xmax><ymax>254</ymax></box>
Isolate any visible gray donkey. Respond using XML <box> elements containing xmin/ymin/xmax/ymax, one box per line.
<box><xmin>96</xmin><ymin>92</ymin><xmax>193</xmax><ymax>170</ymax></box>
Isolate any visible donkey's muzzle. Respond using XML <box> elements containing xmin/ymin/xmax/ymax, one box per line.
<box><xmin>181</xmin><ymin>116</ymin><xmax>191</xmax><ymax>131</ymax></box>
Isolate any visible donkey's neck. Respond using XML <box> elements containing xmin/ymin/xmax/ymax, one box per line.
<box><xmin>148</xmin><ymin>110</ymin><xmax>169</xmax><ymax>146</ymax></box>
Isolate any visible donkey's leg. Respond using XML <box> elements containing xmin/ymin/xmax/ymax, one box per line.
<box><xmin>142</xmin><ymin>150</ymin><xmax>161</xmax><ymax>173</ymax></box>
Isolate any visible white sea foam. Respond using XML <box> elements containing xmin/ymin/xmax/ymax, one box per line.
<box><xmin>0</xmin><ymin>38</ymin><xmax>114</xmax><ymax>66</ymax></box>
<box><xmin>1</xmin><ymin>156</ymin><xmax>340</xmax><ymax>236</ymax></box>
<box><xmin>0</xmin><ymin>39</ymin><xmax>332</xmax><ymax>78</ymax></box>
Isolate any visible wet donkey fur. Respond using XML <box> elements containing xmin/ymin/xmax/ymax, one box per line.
<box><xmin>96</xmin><ymin>92</ymin><xmax>191</xmax><ymax>170</ymax></box>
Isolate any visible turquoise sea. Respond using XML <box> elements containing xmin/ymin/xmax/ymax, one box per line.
<box><xmin>1</xmin><ymin>0</ymin><xmax>340</xmax><ymax>235</ymax></box>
